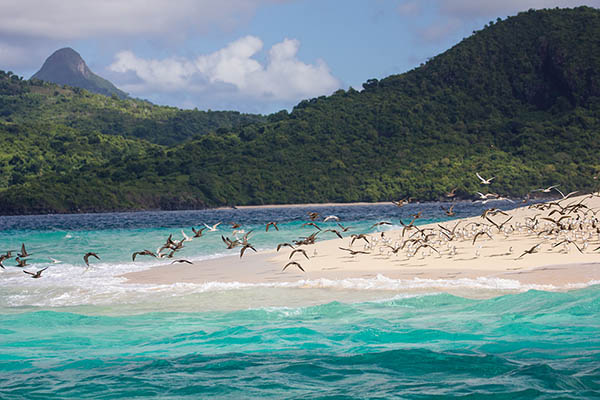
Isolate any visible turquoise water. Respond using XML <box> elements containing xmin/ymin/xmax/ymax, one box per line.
<box><xmin>1</xmin><ymin>202</ymin><xmax>599</xmax><ymax>398</ymax></box>
<box><xmin>1</xmin><ymin>289</ymin><xmax>599</xmax><ymax>398</ymax></box>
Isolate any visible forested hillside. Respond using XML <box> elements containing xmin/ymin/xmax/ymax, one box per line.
<box><xmin>0</xmin><ymin>7</ymin><xmax>599</xmax><ymax>214</ymax></box>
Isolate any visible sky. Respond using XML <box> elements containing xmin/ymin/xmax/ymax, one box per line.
<box><xmin>1</xmin><ymin>0</ymin><xmax>599</xmax><ymax>114</ymax></box>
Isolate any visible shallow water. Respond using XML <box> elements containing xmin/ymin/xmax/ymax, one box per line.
<box><xmin>1</xmin><ymin>201</ymin><xmax>598</xmax><ymax>398</ymax></box>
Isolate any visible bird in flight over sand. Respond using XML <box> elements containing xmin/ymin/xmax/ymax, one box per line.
<box><xmin>171</xmin><ymin>259</ymin><xmax>193</xmax><ymax>264</ymax></box>
<box><xmin>339</xmin><ymin>247</ymin><xmax>370</xmax><ymax>256</ymax></box>
<box><xmin>289</xmin><ymin>248</ymin><xmax>309</xmax><ymax>260</ymax></box>
<box><xmin>282</xmin><ymin>261</ymin><xmax>305</xmax><ymax>272</ymax></box>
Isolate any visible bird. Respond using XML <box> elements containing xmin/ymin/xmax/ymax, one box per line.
<box><xmin>370</xmin><ymin>221</ymin><xmax>392</xmax><ymax>229</ymax></box>
<box><xmin>302</xmin><ymin>222</ymin><xmax>321</xmax><ymax>231</ymax></box>
<box><xmin>554</xmin><ymin>188</ymin><xmax>579</xmax><ymax>200</ymax></box>
<box><xmin>180</xmin><ymin>230</ymin><xmax>192</xmax><ymax>242</ymax></box>
<box><xmin>203</xmin><ymin>222</ymin><xmax>221</xmax><ymax>232</ymax></box>
<box><xmin>476</xmin><ymin>173</ymin><xmax>495</xmax><ymax>185</ymax></box>
<box><xmin>230</xmin><ymin>222</ymin><xmax>242</xmax><ymax>229</ymax></box>
<box><xmin>307</xmin><ymin>212</ymin><xmax>320</xmax><ymax>221</ymax></box>
<box><xmin>83</xmin><ymin>252</ymin><xmax>100</xmax><ymax>267</ymax></box>
<box><xmin>323</xmin><ymin>229</ymin><xmax>343</xmax><ymax>239</ymax></box>
<box><xmin>472</xmin><ymin>231</ymin><xmax>493</xmax><ymax>245</ymax></box>
<box><xmin>289</xmin><ymin>248</ymin><xmax>309</xmax><ymax>260</ymax></box>
<box><xmin>23</xmin><ymin>267</ymin><xmax>49</xmax><ymax>279</ymax></box>
<box><xmin>337</xmin><ymin>223</ymin><xmax>352</xmax><ymax>232</ymax></box>
<box><xmin>132</xmin><ymin>250</ymin><xmax>158</xmax><ymax>261</ymax></box>
<box><xmin>282</xmin><ymin>261</ymin><xmax>305</xmax><ymax>272</ymax></box>
<box><xmin>518</xmin><ymin>243</ymin><xmax>542</xmax><ymax>259</ymax></box>
<box><xmin>339</xmin><ymin>247</ymin><xmax>370</xmax><ymax>256</ymax></box>
<box><xmin>15</xmin><ymin>257</ymin><xmax>28</xmax><ymax>267</ymax></box>
<box><xmin>48</xmin><ymin>257</ymin><xmax>62</xmax><ymax>264</ymax></box>
<box><xmin>414</xmin><ymin>243</ymin><xmax>440</xmax><ymax>256</ymax></box>
<box><xmin>240</xmin><ymin>244</ymin><xmax>256</xmax><ymax>258</ymax></box>
<box><xmin>391</xmin><ymin>197</ymin><xmax>410</xmax><ymax>207</ymax></box>
<box><xmin>17</xmin><ymin>243</ymin><xmax>31</xmax><ymax>258</ymax></box>
<box><xmin>0</xmin><ymin>260</ymin><xmax>4</xmax><ymax>269</ymax></box>
<box><xmin>266</xmin><ymin>222</ymin><xmax>279</xmax><ymax>232</ymax></box>
<box><xmin>441</xmin><ymin>203</ymin><xmax>455</xmax><ymax>216</ymax></box>
<box><xmin>191</xmin><ymin>227</ymin><xmax>207</xmax><ymax>238</ymax></box>
<box><xmin>446</xmin><ymin>188</ymin><xmax>458</xmax><ymax>198</ymax></box>
<box><xmin>350</xmin><ymin>234</ymin><xmax>370</xmax><ymax>245</ymax></box>
<box><xmin>323</xmin><ymin>215</ymin><xmax>340</xmax><ymax>222</ymax></box>
<box><xmin>533</xmin><ymin>185</ymin><xmax>559</xmax><ymax>193</ymax></box>
<box><xmin>276</xmin><ymin>242</ymin><xmax>295</xmax><ymax>252</ymax></box>
<box><xmin>222</xmin><ymin>235</ymin><xmax>241</xmax><ymax>249</ymax></box>
<box><xmin>171</xmin><ymin>259</ymin><xmax>193</xmax><ymax>264</ymax></box>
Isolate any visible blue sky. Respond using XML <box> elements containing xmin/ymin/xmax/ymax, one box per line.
<box><xmin>1</xmin><ymin>0</ymin><xmax>598</xmax><ymax>114</ymax></box>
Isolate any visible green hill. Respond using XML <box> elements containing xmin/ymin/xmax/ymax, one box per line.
<box><xmin>0</xmin><ymin>7</ymin><xmax>599</xmax><ymax>214</ymax></box>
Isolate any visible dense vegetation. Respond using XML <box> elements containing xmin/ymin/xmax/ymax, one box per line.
<box><xmin>0</xmin><ymin>7</ymin><xmax>599</xmax><ymax>214</ymax></box>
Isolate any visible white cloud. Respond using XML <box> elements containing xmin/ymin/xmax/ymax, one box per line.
<box><xmin>0</xmin><ymin>0</ymin><xmax>289</xmax><ymax>39</ymax></box>
<box><xmin>108</xmin><ymin>36</ymin><xmax>341</xmax><ymax>106</ymax></box>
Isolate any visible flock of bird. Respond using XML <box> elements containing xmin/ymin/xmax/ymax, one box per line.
<box><xmin>1</xmin><ymin>172</ymin><xmax>598</xmax><ymax>279</ymax></box>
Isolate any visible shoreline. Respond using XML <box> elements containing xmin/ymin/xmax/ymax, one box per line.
<box><xmin>123</xmin><ymin>194</ymin><xmax>600</xmax><ymax>292</ymax></box>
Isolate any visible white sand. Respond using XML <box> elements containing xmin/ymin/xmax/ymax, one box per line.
<box><xmin>123</xmin><ymin>194</ymin><xmax>600</xmax><ymax>289</ymax></box>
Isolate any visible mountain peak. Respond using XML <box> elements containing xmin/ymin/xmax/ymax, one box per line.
<box><xmin>32</xmin><ymin>47</ymin><xmax>127</xmax><ymax>99</ymax></box>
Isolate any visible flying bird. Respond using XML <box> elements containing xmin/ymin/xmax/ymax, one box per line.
<box><xmin>370</xmin><ymin>221</ymin><xmax>392</xmax><ymax>229</ymax></box>
<box><xmin>289</xmin><ymin>248</ymin><xmax>309</xmax><ymax>260</ymax></box>
<box><xmin>302</xmin><ymin>222</ymin><xmax>321</xmax><ymax>231</ymax></box>
<box><xmin>203</xmin><ymin>222</ymin><xmax>222</xmax><ymax>232</ymax></box>
<box><xmin>240</xmin><ymin>244</ymin><xmax>256</xmax><ymax>258</ymax></box>
<box><xmin>83</xmin><ymin>252</ymin><xmax>100</xmax><ymax>267</ymax></box>
<box><xmin>191</xmin><ymin>227</ymin><xmax>207</xmax><ymax>238</ymax></box>
<box><xmin>323</xmin><ymin>215</ymin><xmax>340</xmax><ymax>222</ymax></box>
<box><xmin>282</xmin><ymin>261</ymin><xmax>305</xmax><ymax>272</ymax></box>
<box><xmin>23</xmin><ymin>267</ymin><xmax>49</xmax><ymax>279</ymax></box>
<box><xmin>476</xmin><ymin>173</ymin><xmax>495</xmax><ymax>185</ymax></box>
<box><xmin>266</xmin><ymin>222</ymin><xmax>279</xmax><ymax>232</ymax></box>
<box><xmin>276</xmin><ymin>242</ymin><xmax>295</xmax><ymax>252</ymax></box>
<box><xmin>518</xmin><ymin>243</ymin><xmax>542</xmax><ymax>259</ymax></box>
<box><xmin>132</xmin><ymin>250</ymin><xmax>158</xmax><ymax>261</ymax></box>
<box><xmin>339</xmin><ymin>247</ymin><xmax>370</xmax><ymax>256</ymax></box>
<box><xmin>17</xmin><ymin>243</ymin><xmax>31</xmax><ymax>258</ymax></box>
<box><xmin>171</xmin><ymin>259</ymin><xmax>193</xmax><ymax>264</ymax></box>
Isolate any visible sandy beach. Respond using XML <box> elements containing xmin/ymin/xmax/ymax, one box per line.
<box><xmin>123</xmin><ymin>194</ymin><xmax>600</xmax><ymax>290</ymax></box>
